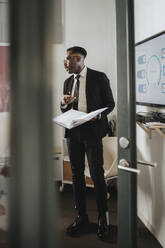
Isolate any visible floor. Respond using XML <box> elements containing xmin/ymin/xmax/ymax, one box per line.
<box><xmin>0</xmin><ymin>182</ymin><xmax>162</xmax><ymax>248</ymax></box>
<box><xmin>57</xmin><ymin>183</ymin><xmax>162</xmax><ymax>248</ymax></box>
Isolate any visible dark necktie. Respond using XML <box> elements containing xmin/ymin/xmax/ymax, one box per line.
<box><xmin>73</xmin><ymin>75</ymin><xmax>80</xmax><ymax>110</ymax></box>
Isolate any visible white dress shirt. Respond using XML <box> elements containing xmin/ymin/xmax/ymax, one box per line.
<box><xmin>73</xmin><ymin>66</ymin><xmax>87</xmax><ymax>113</ymax></box>
<box><xmin>62</xmin><ymin>66</ymin><xmax>87</xmax><ymax>112</ymax></box>
<box><xmin>62</xmin><ymin>66</ymin><xmax>101</xmax><ymax>119</ymax></box>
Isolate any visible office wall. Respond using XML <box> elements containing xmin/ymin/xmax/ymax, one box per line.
<box><xmin>134</xmin><ymin>0</ymin><xmax>165</xmax><ymax>246</ymax></box>
<box><xmin>0</xmin><ymin>2</ymin><xmax>9</xmax><ymax>232</ymax></box>
<box><xmin>52</xmin><ymin>0</ymin><xmax>117</xmax><ymax>152</ymax></box>
<box><xmin>0</xmin><ymin>2</ymin><xmax>9</xmax><ymax>156</ymax></box>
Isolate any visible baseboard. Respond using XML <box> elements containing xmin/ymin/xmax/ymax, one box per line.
<box><xmin>138</xmin><ymin>211</ymin><xmax>164</xmax><ymax>247</ymax></box>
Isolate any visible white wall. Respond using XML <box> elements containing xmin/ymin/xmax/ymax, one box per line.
<box><xmin>134</xmin><ymin>0</ymin><xmax>165</xmax><ymax>246</ymax></box>
<box><xmin>52</xmin><ymin>0</ymin><xmax>117</xmax><ymax>152</ymax></box>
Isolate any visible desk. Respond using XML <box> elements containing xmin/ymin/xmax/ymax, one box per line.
<box><xmin>137</xmin><ymin>122</ymin><xmax>165</xmax><ymax>139</ymax></box>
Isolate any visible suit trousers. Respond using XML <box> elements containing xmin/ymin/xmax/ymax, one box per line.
<box><xmin>66</xmin><ymin>128</ymin><xmax>108</xmax><ymax>218</ymax></box>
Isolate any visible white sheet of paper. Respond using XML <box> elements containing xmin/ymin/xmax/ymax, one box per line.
<box><xmin>53</xmin><ymin>107</ymin><xmax>107</xmax><ymax>129</ymax></box>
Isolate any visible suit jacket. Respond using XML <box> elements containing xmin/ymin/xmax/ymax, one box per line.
<box><xmin>61</xmin><ymin>67</ymin><xmax>115</xmax><ymax>139</ymax></box>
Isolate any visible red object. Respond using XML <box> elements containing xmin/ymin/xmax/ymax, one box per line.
<box><xmin>0</xmin><ymin>204</ymin><xmax>5</xmax><ymax>216</ymax></box>
<box><xmin>0</xmin><ymin>167</ymin><xmax>10</xmax><ymax>178</ymax></box>
<box><xmin>0</xmin><ymin>45</ymin><xmax>10</xmax><ymax>112</ymax></box>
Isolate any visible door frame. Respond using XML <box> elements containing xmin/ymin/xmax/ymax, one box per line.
<box><xmin>116</xmin><ymin>0</ymin><xmax>137</xmax><ymax>247</ymax></box>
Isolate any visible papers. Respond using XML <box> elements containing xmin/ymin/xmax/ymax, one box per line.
<box><xmin>53</xmin><ymin>107</ymin><xmax>107</xmax><ymax>129</ymax></box>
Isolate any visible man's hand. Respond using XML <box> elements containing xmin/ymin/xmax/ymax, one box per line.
<box><xmin>91</xmin><ymin>114</ymin><xmax>101</xmax><ymax>121</ymax></box>
<box><xmin>91</xmin><ymin>117</ymin><xmax>97</xmax><ymax>121</ymax></box>
<box><xmin>61</xmin><ymin>95</ymin><xmax>76</xmax><ymax>105</ymax></box>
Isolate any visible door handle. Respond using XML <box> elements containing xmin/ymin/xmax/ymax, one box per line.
<box><xmin>137</xmin><ymin>160</ymin><xmax>157</xmax><ymax>168</ymax></box>
<box><xmin>118</xmin><ymin>159</ymin><xmax>141</xmax><ymax>175</ymax></box>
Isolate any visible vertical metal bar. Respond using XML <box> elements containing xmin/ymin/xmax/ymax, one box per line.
<box><xmin>9</xmin><ymin>0</ymin><xmax>58</xmax><ymax>248</ymax></box>
<box><xmin>116</xmin><ymin>0</ymin><xmax>137</xmax><ymax>247</ymax></box>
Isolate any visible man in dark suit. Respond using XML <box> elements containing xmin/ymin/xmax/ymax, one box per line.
<box><xmin>61</xmin><ymin>46</ymin><xmax>115</xmax><ymax>239</ymax></box>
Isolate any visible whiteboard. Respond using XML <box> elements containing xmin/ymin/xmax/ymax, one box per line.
<box><xmin>136</xmin><ymin>31</ymin><xmax>165</xmax><ymax>107</ymax></box>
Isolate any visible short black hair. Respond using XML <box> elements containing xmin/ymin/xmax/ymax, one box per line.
<box><xmin>67</xmin><ymin>46</ymin><xmax>87</xmax><ymax>58</ymax></box>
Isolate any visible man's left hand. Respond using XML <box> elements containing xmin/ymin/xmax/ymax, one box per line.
<box><xmin>91</xmin><ymin>117</ymin><xmax>97</xmax><ymax>121</ymax></box>
<box><xmin>91</xmin><ymin>114</ymin><xmax>101</xmax><ymax>121</ymax></box>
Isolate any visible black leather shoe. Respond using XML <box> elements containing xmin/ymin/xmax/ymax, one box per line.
<box><xmin>97</xmin><ymin>217</ymin><xmax>110</xmax><ymax>239</ymax></box>
<box><xmin>66</xmin><ymin>214</ymin><xmax>89</xmax><ymax>236</ymax></box>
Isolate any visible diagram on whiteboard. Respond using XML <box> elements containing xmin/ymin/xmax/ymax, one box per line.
<box><xmin>136</xmin><ymin>33</ymin><xmax>165</xmax><ymax>106</ymax></box>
